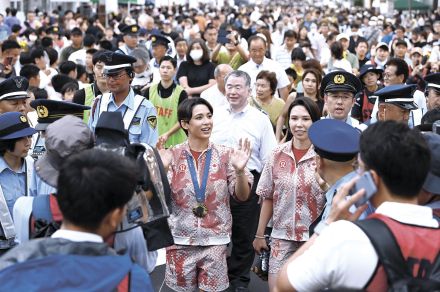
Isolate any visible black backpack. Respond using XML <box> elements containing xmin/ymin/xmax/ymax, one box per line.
<box><xmin>354</xmin><ymin>219</ymin><xmax>440</xmax><ymax>292</ymax></box>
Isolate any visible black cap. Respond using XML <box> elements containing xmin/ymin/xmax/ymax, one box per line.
<box><xmin>95</xmin><ymin>111</ymin><xmax>129</xmax><ymax>147</ymax></box>
<box><xmin>395</xmin><ymin>39</ymin><xmax>407</xmax><ymax>47</ymax></box>
<box><xmin>70</xmin><ymin>27</ymin><xmax>83</xmax><ymax>36</ymax></box>
<box><xmin>359</xmin><ymin>64</ymin><xmax>383</xmax><ymax>81</ymax></box>
<box><xmin>375</xmin><ymin>84</ymin><xmax>418</xmax><ymax>110</ymax></box>
<box><xmin>30</xmin><ymin>99</ymin><xmax>90</xmax><ymax>131</ymax></box>
<box><xmin>0</xmin><ymin>77</ymin><xmax>29</xmax><ymax>100</ymax></box>
<box><xmin>308</xmin><ymin>119</ymin><xmax>360</xmax><ymax>162</ymax></box>
<box><xmin>424</xmin><ymin>73</ymin><xmax>440</xmax><ymax>91</ymax></box>
<box><xmin>103</xmin><ymin>52</ymin><xmax>137</xmax><ymax>74</ymax></box>
<box><xmin>121</xmin><ymin>24</ymin><xmax>140</xmax><ymax>35</ymax></box>
<box><xmin>320</xmin><ymin>71</ymin><xmax>362</xmax><ymax>97</ymax></box>
<box><xmin>51</xmin><ymin>74</ymin><xmax>78</xmax><ymax>93</ymax></box>
<box><xmin>149</xmin><ymin>33</ymin><xmax>170</xmax><ymax>47</ymax></box>
<box><xmin>46</xmin><ymin>26</ymin><xmax>60</xmax><ymax>34</ymax></box>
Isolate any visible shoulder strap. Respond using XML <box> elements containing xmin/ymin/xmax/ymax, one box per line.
<box><xmin>125</xmin><ymin>95</ymin><xmax>146</xmax><ymax>131</ymax></box>
<box><xmin>98</xmin><ymin>93</ymin><xmax>112</xmax><ymax>117</ymax></box>
<box><xmin>0</xmin><ymin>184</ymin><xmax>16</xmax><ymax>239</ymax></box>
<box><xmin>24</xmin><ymin>156</ymin><xmax>34</xmax><ymax>197</ymax></box>
<box><xmin>354</xmin><ymin>219</ymin><xmax>411</xmax><ymax>285</ymax></box>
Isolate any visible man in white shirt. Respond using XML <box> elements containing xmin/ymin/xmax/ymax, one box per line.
<box><xmin>200</xmin><ymin>64</ymin><xmax>232</xmax><ymax>110</ymax></box>
<box><xmin>276</xmin><ymin>121</ymin><xmax>438</xmax><ymax>291</ymax></box>
<box><xmin>211</xmin><ymin>70</ymin><xmax>277</xmax><ymax>291</ymax></box>
<box><xmin>238</xmin><ymin>35</ymin><xmax>290</xmax><ymax>101</ymax></box>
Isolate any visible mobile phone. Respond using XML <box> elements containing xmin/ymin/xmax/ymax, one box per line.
<box><xmin>217</xmin><ymin>30</ymin><xmax>231</xmax><ymax>45</ymax></box>
<box><xmin>350</xmin><ymin>171</ymin><xmax>377</xmax><ymax>207</ymax></box>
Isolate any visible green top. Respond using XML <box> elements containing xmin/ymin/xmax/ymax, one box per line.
<box><xmin>149</xmin><ymin>83</ymin><xmax>187</xmax><ymax>148</ymax></box>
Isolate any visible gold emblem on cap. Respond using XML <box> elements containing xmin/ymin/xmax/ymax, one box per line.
<box><xmin>20</xmin><ymin>115</ymin><xmax>27</xmax><ymax>123</ymax></box>
<box><xmin>151</xmin><ymin>36</ymin><xmax>156</xmax><ymax>42</ymax></box>
<box><xmin>54</xmin><ymin>27</ymin><xmax>58</xmax><ymax>32</ymax></box>
<box><xmin>132</xmin><ymin>26</ymin><xmax>138</xmax><ymax>32</ymax></box>
<box><xmin>37</xmin><ymin>105</ymin><xmax>49</xmax><ymax>118</ymax></box>
<box><xmin>334</xmin><ymin>74</ymin><xmax>345</xmax><ymax>84</ymax></box>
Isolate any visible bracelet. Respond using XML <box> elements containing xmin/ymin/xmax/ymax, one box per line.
<box><xmin>255</xmin><ymin>235</ymin><xmax>265</xmax><ymax>239</ymax></box>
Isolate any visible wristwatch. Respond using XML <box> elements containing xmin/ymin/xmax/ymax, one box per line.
<box><xmin>314</xmin><ymin>221</ymin><xmax>329</xmax><ymax>235</ymax></box>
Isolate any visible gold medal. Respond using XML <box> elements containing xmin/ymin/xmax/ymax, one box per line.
<box><xmin>193</xmin><ymin>204</ymin><xmax>208</xmax><ymax>218</ymax></box>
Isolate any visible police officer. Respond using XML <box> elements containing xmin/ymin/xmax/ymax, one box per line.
<box><xmin>149</xmin><ymin>33</ymin><xmax>171</xmax><ymax>84</ymax></box>
<box><xmin>424</xmin><ymin>73</ymin><xmax>440</xmax><ymax>111</ymax></box>
<box><xmin>88</xmin><ymin>52</ymin><xmax>158</xmax><ymax>145</ymax></box>
<box><xmin>0</xmin><ymin>76</ymin><xmax>30</xmax><ymax>115</ymax></box>
<box><xmin>30</xmin><ymin>99</ymin><xmax>90</xmax><ymax>161</ymax></box>
<box><xmin>0</xmin><ymin>112</ymin><xmax>36</xmax><ymax>253</ymax></box>
<box><xmin>321</xmin><ymin>71</ymin><xmax>362</xmax><ymax>127</ymax></box>
<box><xmin>116</xmin><ymin>24</ymin><xmax>140</xmax><ymax>55</ymax></box>
<box><xmin>375</xmin><ymin>84</ymin><xmax>418</xmax><ymax>123</ymax></box>
<box><xmin>308</xmin><ymin>119</ymin><xmax>361</xmax><ymax>225</ymax></box>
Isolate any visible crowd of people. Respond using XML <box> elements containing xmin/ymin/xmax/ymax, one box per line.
<box><xmin>0</xmin><ymin>2</ymin><xmax>439</xmax><ymax>291</ymax></box>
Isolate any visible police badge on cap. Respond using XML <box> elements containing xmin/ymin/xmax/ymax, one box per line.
<box><xmin>320</xmin><ymin>71</ymin><xmax>362</xmax><ymax>98</ymax></box>
<box><xmin>0</xmin><ymin>77</ymin><xmax>30</xmax><ymax>101</ymax></box>
<box><xmin>103</xmin><ymin>52</ymin><xmax>137</xmax><ymax>75</ymax></box>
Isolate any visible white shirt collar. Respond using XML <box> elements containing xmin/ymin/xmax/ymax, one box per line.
<box><xmin>51</xmin><ymin>229</ymin><xmax>104</xmax><ymax>243</ymax></box>
<box><xmin>375</xmin><ymin>201</ymin><xmax>439</xmax><ymax>228</ymax></box>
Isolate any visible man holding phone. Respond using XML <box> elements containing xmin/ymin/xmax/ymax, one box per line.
<box><xmin>0</xmin><ymin>40</ymin><xmax>21</xmax><ymax>79</ymax></box>
<box><xmin>276</xmin><ymin>121</ymin><xmax>438</xmax><ymax>291</ymax></box>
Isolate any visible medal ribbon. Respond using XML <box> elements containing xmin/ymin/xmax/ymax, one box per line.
<box><xmin>186</xmin><ymin>149</ymin><xmax>212</xmax><ymax>203</ymax></box>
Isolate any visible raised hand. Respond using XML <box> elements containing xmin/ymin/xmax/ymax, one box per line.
<box><xmin>156</xmin><ymin>138</ymin><xmax>172</xmax><ymax>171</ymax></box>
<box><xmin>231</xmin><ymin>138</ymin><xmax>252</xmax><ymax>172</ymax></box>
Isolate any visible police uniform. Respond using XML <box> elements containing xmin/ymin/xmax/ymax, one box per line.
<box><xmin>29</xmin><ymin>99</ymin><xmax>90</xmax><ymax>161</ymax></box>
<box><xmin>0</xmin><ymin>112</ymin><xmax>36</xmax><ymax>251</ymax></box>
<box><xmin>424</xmin><ymin>73</ymin><xmax>440</xmax><ymax>111</ymax></box>
<box><xmin>320</xmin><ymin>71</ymin><xmax>362</xmax><ymax>127</ymax></box>
<box><xmin>308</xmin><ymin>119</ymin><xmax>361</xmax><ymax>223</ymax></box>
<box><xmin>88</xmin><ymin>52</ymin><xmax>158</xmax><ymax>145</ymax></box>
<box><xmin>375</xmin><ymin>84</ymin><xmax>418</xmax><ymax>111</ymax></box>
<box><xmin>149</xmin><ymin>34</ymin><xmax>171</xmax><ymax>84</ymax></box>
<box><xmin>115</xmin><ymin>24</ymin><xmax>140</xmax><ymax>55</ymax></box>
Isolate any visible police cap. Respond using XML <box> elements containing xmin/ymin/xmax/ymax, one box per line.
<box><xmin>320</xmin><ymin>71</ymin><xmax>362</xmax><ymax>98</ymax></box>
<box><xmin>0</xmin><ymin>77</ymin><xmax>29</xmax><ymax>101</ymax></box>
<box><xmin>375</xmin><ymin>84</ymin><xmax>418</xmax><ymax>111</ymax></box>
<box><xmin>149</xmin><ymin>33</ymin><xmax>170</xmax><ymax>47</ymax></box>
<box><xmin>309</xmin><ymin>119</ymin><xmax>360</xmax><ymax>162</ymax></box>
<box><xmin>0</xmin><ymin>112</ymin><xmax>36</xmax><ymax>140</ymax></box>
<box><xmin>121</xmin><ymin>24</ymin><xmax>140</xmax><ymax>36</ymax></box>
<box><xmin>30</xmin><ymin>99</ymin><xmax>90</xmax><ymax>131</ymax></box>
<box><xmin>424</xmin><ymin>73</ymin><xmax>440</xmax><ymax>91</ymax></box>
<box><xmin>103</xmin><ymin>52</ymin><xmax>137</xmax><ymax>75</ymax></box>
<box><xmin>46</xmin><ymin>26</ymin><xmax>60</xmax><ymax>35</ymax></box>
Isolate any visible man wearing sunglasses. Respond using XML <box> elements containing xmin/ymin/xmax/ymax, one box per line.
<box><xmin>88</xmin><ymin>52</ymin><xmax>158</xmax><ymax>146</ymax></box>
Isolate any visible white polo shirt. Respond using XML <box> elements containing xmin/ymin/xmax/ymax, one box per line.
<box><xmin>238</xmin><ymin>57</ymin><xmax>290</xmax><ymax>97</ymax></box>
<box><xmin>287</xmin><ymin>202</ymin><xmax>438</xmax><ymax>291</ymax></box>
<box><xmin>210</xmin><ymin>105</ymin><xmax>277</xmax><ymax>173</ymax></box>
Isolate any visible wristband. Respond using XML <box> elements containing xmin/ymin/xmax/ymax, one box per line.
<box><xmin>255</xmin><ymin>235</ymin><xmax>265</xmax><ymax>239</ymax></box>
<box><xmin>235</xmin><ymin>169</ymin><xmax>245</xmax><ymax>177</ymax></box>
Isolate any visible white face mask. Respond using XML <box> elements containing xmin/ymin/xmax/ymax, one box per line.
<box><xmin>190</xmin><ymin>49</ymin><xmax>203</xmax><ymax>61</ymax></box>
<box><xmin>29</xmin><ymin>35</ymin><xmax>38</xmax><ymax>42</ymax></box>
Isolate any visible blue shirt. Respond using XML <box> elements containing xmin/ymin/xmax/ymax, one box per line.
<box><xmin>29</xmin><ymin>170</ymin><xmax>56</xmax><ymax>197</ymax></box>
<box><xmin>321</xmin><ymin>171</ymin><xmax>357</xmax><ymax>222</ymax></box>
<box><xmin>89</xmin><ymin>88</ymin><xmax>159</xmax><ymax>145</ymax></box>
<box><xmin>0</xmin><ymin>157</ymin><xmax>26</xmax><ymax>216</ymax></box>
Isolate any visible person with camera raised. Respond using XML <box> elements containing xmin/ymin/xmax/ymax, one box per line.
<box><xmin>88</xmin><ymin>52</ymin><xmax>158</xmax><ymax>146</ymax></box>
<box><xmin>157</xmin><ymin>97</ymin><xmax>253</xmax><ymax>292</ymax></box>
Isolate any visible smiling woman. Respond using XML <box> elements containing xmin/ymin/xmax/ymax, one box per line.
<box><xmin>157</xmin><ymin>98</ymin><xmax>254</xmax><ymax>292</ymax></box>
<box><xmin>253</xmin><ymin>97</ymin><xmax>325</xmax><ymax>292</ymax></box>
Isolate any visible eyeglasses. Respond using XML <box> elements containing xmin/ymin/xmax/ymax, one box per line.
<box><xmin>103</xmin><ymin>72</ymin><xmax>128</xmax><ymax>80</ymax></box>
